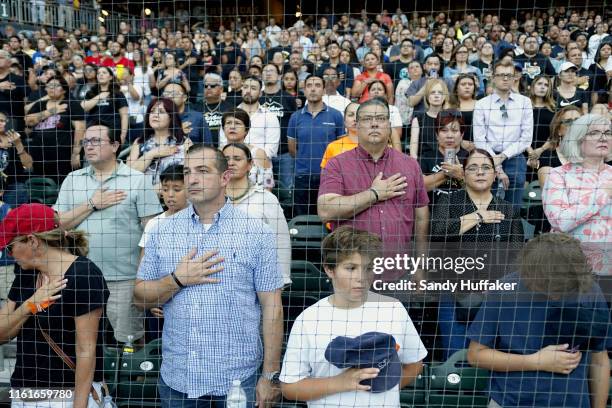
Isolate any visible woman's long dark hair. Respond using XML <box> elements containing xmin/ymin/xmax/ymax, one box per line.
<box><xmin>143</xmin><ymin>97</ymin><xmax>185</xmax><ymax>143</ymax></box>
<box><xmin>85</xmin><ymin>66</ymin><xmax>121</xmax><ymax>99</ymax></box>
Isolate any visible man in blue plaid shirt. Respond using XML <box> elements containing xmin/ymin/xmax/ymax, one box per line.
<box><xmin>134</xmin><ymin>144</ymin><xmax>284</xmax><ymax>408</ymax></box>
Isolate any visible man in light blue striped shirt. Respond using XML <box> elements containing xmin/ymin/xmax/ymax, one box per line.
<box><xmin>134</xmin><ymin>145</ymin><xmax>284</xmax><ymax>408</ymax></box>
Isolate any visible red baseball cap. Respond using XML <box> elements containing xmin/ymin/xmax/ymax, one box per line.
<box><xmin>0</xmin><ymin>204</ymin><xmax>59</xmax><ymax>250</ymax></box>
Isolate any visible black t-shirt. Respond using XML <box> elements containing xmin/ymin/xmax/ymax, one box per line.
<box><xmin>0</xmin><ymin>143</ymin><xmax>27</xmax><ymax>185</ymax></box>
<box><xmin>589</xmin><ymin>63</ymin><xmax>608</xmax><ymax>96</ymax></box>
<box><xmin>419</xmin><ymin>147</ymin><xmax>469</xmax><ymax>207</ymax></box>
<box><xmin>539</xmin><ymin>149</ymin><xmax>563</xmax><ymax>169</ymax></box>
<box><xmin>0</xmin><ymin>72</ymin><xmax>26</xmax><ymax>123</ymax></box>
<box><xmin>514</xmin><ymin>53</ymin><xmax>557</xmax><ymax>82</ymax></box>
<box><xmin>216</xmin><ymin>41</ymin><xmax>241</xmax><ymax>65</ymax></box>
<box><xmin>84</xmin><ymin>89</ymin><xmax>128</xmax><ymax>128</ymax></box>
<box><xmin>175</xmin><ymin>49</ymin><xmax>204</xmax><ymax>100</ymax></box>
<box><xmin>384</xmin><ymin>60</ymin><xmax>412</xmax><ymax>86</ymax></box>
<box><xmin>259</xmin><ymin>90</ymin><xmax>298</xmax><ymax>155</ymax></box>
<box><xmin>532</xmin><ymin>107</ymin><xmax>556</xmax><ymax>148</ymax></box>
<box><xmin>225</xmin><ymin>90</ymin><xmax>242</xmax><ymax>108</ymax></box>
<box><xmin>8</xmin><ymin>257</ymin><xmax>109</xmax><ymax>388</ymax></box>
<box><xmin>202</xmin><ymin>100</ymin><xmax>233</xmax><ymax>147</ymax></box>
<box><xmin>412</xmin><ymin>112</ymin><xmax>438</xmax><ymax>157</ymax></box>
<box><xmin>11</xmin><ymin>51</ymin><xmax>33</xmax><ymax>72</ymax></box>
<box><xmin>553</xmin><ymin>88</ymin><xmax>589</xmax><ymax>110</ymax></box>
<box><xmin>470</xmin><ymin>60</ymin><xmax>493</xmax><ymax>90</ymax></box>
<box><xmin>27</xmin><ymin>98</ymin><xmax>85</xmax><ymax>181</ymax></box>
<box><xmin>459</xmin><ymin>109</ymin><xmax>474</xmax><ymax>142</ymax></box>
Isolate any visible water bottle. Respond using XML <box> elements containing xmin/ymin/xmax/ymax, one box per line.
<box><xmin>102</xmin><ymin>395</ymin><xmax>117</xmax><ymax>408</ymax></box>
<box><xmin>496</xmin><ymin>180</ymin><xmax>505</xmax><ymax>200</ymax></box>
<box><xmin>226</xmin><ymin>379</ymin><xmax>247</xmax><ymax>408</ymax></box>
<box><xmin>122</xmin><ymin>335</ymin><xmax>134</xmax><ymax>357</ymax></box>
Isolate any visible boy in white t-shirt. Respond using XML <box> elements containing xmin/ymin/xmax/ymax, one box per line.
<box><xmin>280</xmin><ymin>226</ymin><xmax>427</xmax><ymax>407</ymax></box>
<box><xmin>138</xmin><ymin>164</ymin><xmax>187</xmax><ymax>325</ymax></box>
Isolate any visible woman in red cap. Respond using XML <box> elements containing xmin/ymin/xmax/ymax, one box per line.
<box><xmin>0</xmin><ymin>203</ymin><xmax>109</xmax><ymax>408</ymax></box>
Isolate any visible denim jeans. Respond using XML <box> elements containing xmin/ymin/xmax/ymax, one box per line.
<box><xmin>293</xmin><ymin>174</ymin><xmax>320</xmax><ymax>217</ymax></box>
<box><xmin>158</xmin><ymin>372</ymin><xmax>257</xmax><ymax>408</ymax></box>
<box><xmin>4</xmin><ymin>182</ymin><xmax>29</xmax><ymax>207</ymax></box>
<box><xmin>271</xmin><ymin>153</ymin><xmax>295</xmax><ymax>191</ymax></box>
<box><xmin>494</xmin><ymin>154</ymin><xmax>526</xmax><ymax>207</ymax></box>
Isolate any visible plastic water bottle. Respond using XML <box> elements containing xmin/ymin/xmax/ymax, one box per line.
<box><xmin>496</xmin><ymin>180</ymin><xmax>505</xmax><ymax>200</ymax></box>
<box><xmin>226</xmin><ymin>379</ymin><xmax>247</xmax><ymax>408</ymax></box>
<box><xmin>102</xmin><ymin>395</ymin><xmax>117</xmax><ymax>408</ymax></box>
<box><xmin>122</xmin><ymin>335</ymin><xmax>134</xmax><ymax>357</ymax></box>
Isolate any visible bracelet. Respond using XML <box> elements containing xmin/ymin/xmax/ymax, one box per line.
<box><xmin>475</xmin><ymin>212</ymin><xmax>484</xmax><ymax>230</ymax></box>
<box><xmin>26</xmin><ymin>300</ymin><xmax>54</xmax><ymax>314</ymax></box>
<box><xmin>369</xmin><ymin>188</ymin><xmax>379</xmax><ymax>202</ymax></box>
<box><xmin>170</xmin><ymin>272</ymin><xmax>185</xmax><ymax>289</ymax></box>
<box><xmin>88</xmin><ymin>198</ymin><xmax>99</xmax><ymax>212</ymax></box>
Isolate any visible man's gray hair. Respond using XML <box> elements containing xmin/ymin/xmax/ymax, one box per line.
<box><xmin>204</xmin><ymin>73</ymin><xmax>223</xmax><ymax>85</ymax></box>
<box><xmin>560</xmin><ymin>114</ymin><xmax>612</xmax><ymax>163</ymax></box>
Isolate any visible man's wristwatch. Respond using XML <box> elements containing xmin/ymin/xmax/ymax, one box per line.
<box><xmin>262</xmin><ymin>371</ymin><xmax>281</xmax><ymax>385</ymax></box>
<box><xmin>88</xmin><ymin>198</ymin><xmax>100</xmax><ymax>212</ymax></box>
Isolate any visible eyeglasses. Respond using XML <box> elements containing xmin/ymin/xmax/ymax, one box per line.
<box><xmin>204</xmin><ymin>84</ymin><xmax>221</xmax><ymax>89</ymax></box>
<box><xmin>81</xmin><ymin>137</ymin><xmax>112</xmax><ymax>146</ymax></box>
<box><xmin>500</xmin><ymin>104</ymin><xmax>509</xmax><ymax>119</ymax></box>
<box><xmin>465</xmin><ymin>164</ymin><xmax>495</xmax><ymax>174</ymax></box>
<box><xmin>322</xmin><ymin>74</ymin><xmax>338</xmax><ymax>80</ymax></box>
<box><xmin>560</xmin><ymin>118</ymin><xmax>576</xmax><ymax>126</ymax></box>
<box><xmin>584</xmin><ymin>131</ymin><xmax>612</xmax><ymax>141</ymax></box>
<box><xmin>6</xmin><ymin>237</ymin><xmax>25</xmax><ymax>255</ymax></box>
<box><xmin>358</xmin><ymin>115</ymin><xmax>389</xmax><ymax>124</ymax></box>
<box><xmin>494</xmin><ymin>73</ymin><xmax>515</xmax><ymax>80</ymax></box>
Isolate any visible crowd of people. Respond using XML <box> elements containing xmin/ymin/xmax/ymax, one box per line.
<box><xmin>0</xmin><ymin>4</ymin><xmax>611</xmax><ymax>408</ymax></box>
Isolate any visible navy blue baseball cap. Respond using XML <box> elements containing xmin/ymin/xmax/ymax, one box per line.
<box><xmin>324</xmin><ymin>332</ymin><xmax>402</xmax><ymax>393</ymax></box>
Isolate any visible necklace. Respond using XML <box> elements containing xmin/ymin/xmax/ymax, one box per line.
<box><xmin>228</xmin><ymin>183</ymin><xmax>251</xmax><ymax>202</ymax></box>
<box><xmin>204</xmin><ymin>101</ymin><xmax>221</xmax><ymax>112</ymax></box>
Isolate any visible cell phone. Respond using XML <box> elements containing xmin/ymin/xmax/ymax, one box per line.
<box><xmin>429</xmin><ymin>68</ymin><xmax>438</xmax><ymax>78</ymax></box>
<box><xmin>444</xmin><ymin>148</ymin><xmax>457</xmax><ymax>164</ymax></box>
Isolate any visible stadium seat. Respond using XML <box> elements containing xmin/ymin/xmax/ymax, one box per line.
<box><xmin>400</xmin><ymin>364</ymin><xmax>428</xmax><ymax>407</ymax></box>
<box><xmin>25</xmin><ymin>178</ymin><xmax>59</xmax><ymax>205</ymax></box>
<box><xmin>289</xmin><ymin>260</ymin><xmax>332</xmax><ymax>293</ymax></box>
<box><xmin>287</xmin><ymin>215</ymin><xmax>328</xmax><ymax>264</ymax></box>
<box><xmin>115</xmin><ymin>339</ymin><xmax>162</xmax><ymax>407</ymax></box>
<box><xmin>427</xmin><ymin>349</ymin><xmax>490</xmax><ymax>407</ymax></box>
<box><xmin>103</xmin><ymin>346</ymin><xmax>121</xmax><ymax>394</ymax></box>
<box><xmin>521</xmin><ymin>218</ymin><xmax>536</xmax><ymax>241</ymax></box>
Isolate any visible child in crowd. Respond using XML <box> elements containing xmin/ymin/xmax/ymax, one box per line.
<box><xmin>467</xmin><ymin>233</ymin><xmax>610</xmax><ymax>408</ymax></box>
<box><xmin>138</xmin><ymin>164</ymin><xmax>188</xmax><ymax>339</ymax></box>
<box><xmin>280</xmin><ymin>226</ymin><xmax>427</xmax><ymax>407</ymax></box>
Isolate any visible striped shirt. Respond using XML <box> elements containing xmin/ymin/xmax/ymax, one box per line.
<box><xmin>138</xmin><ymin>202</ymin><xmax>283</xmax><ymax>397</ymax></box>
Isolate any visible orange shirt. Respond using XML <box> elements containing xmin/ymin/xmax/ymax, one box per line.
<box><xmin>355</xmin><ymin>71</ymin><xmax>393</xmax><ymax>103</ymax></box>
<box><xmin>320</xmin><ymin>136</ymin><xmax>358</xmax><ymax>168</ymax></box>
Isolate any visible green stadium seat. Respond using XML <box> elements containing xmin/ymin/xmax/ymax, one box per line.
<box><xmin>25</xmin><ymin>178</ymin><xmax>59</xmax><ymax>205</ymax></box>
<box><xmin>427</xmin><ymin>349</ymin><xmax>490</xmax><ymax>407</ymax></box>
<box><xmin>289</xmin><ymin>260</ymin><xmax>332</xmax><ymax>293</ymax></box>
<box><xmin>115</xmin><ymin>339</ymin><xmax>162</xmax><ymax>407</ymax></box>
<box><xmin>288</xmin><ymin>215</ymin><xmax>328</xmax><ymax>248</ymax></box>
<box><xmin>103</xmin><ymin>346</ymin><xmax>120</xmax><ymax>395</ymax></box>
<box><xmin>400</xmin><ymin>364</ymin><xmax>428</xmax><ymax>407</ymax></box>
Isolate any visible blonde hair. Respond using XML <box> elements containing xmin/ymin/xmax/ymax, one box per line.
<box><xmin>423</xmin><ymin>79</ymin><xmax>449</xmax><ymax>110</ymax></box>
<box><xmin>560</xmin><ymin>114</ymin><xmax>612</xmax><ymax>163</ymax></box>
<box><xmin>32</xmin><ymin>228</ymin><xmax>89</xmax><ymax>257</ymax></box>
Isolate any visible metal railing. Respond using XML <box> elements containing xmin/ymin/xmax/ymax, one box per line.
<box><xmin>0</xmin><ymin>0</ymin><xmax>137</xmax><ymax>34</ymax></box>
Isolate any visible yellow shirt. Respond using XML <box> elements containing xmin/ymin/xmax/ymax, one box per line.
<box><xmin>320</xmin><ymin>136</ymin><xmax>358</xmax><ymax>168</ymax></box>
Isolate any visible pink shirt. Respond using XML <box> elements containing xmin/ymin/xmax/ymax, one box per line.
<box><xmin>319</xmin><ymin>146</ymin><xmax>429</xmax><ymax>257</ymax></box>
<box><xmin>543</xmin><ymin>162</ymin><xmax>611</xmax><ymax>275</ymax></box>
